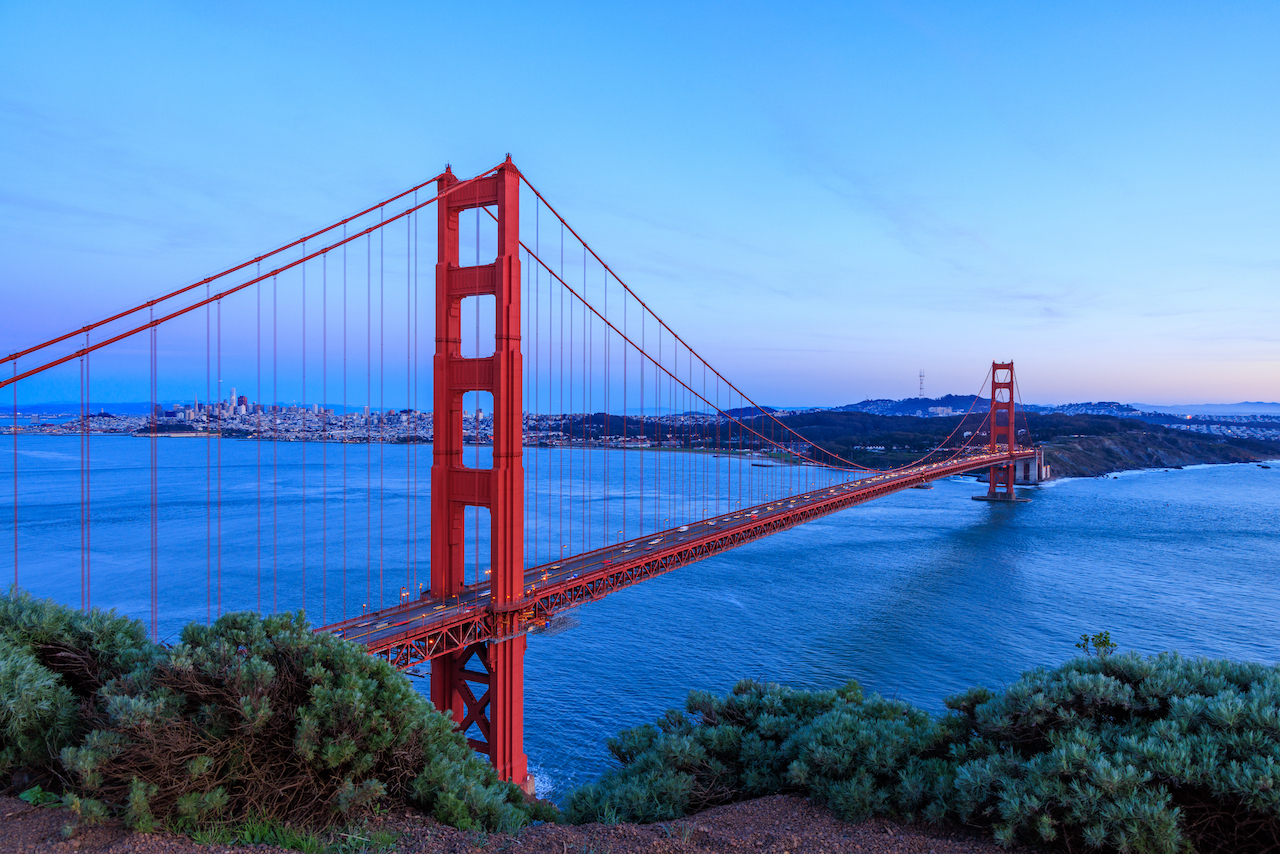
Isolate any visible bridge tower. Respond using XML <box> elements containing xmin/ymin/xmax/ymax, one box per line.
<box><xmin>987</xmin><ymin>361</ymin><xmax>1017</xmax><ymax>499</ymax></box>
<box><xmin>430</xmin><ymin>158</ymin><xmax>531</xmax><ymax>792</ymax></box>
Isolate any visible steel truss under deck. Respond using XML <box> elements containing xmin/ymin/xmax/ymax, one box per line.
<box><xmin>330</xmin><ymin>447</ymin><xmax>1037</xmax><ymax>670</ymax></box>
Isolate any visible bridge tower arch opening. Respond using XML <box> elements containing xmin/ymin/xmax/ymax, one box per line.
<box><xmin>430</xmin><ymin>157</ymin><xmax>531</xmax><ymax>792</ymax></box>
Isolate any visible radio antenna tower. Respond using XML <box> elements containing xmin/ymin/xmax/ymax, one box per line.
<box><xmin>919</xmin><ymin>370</ymin><xmax>925</xmax><ymax>398</ymax></box>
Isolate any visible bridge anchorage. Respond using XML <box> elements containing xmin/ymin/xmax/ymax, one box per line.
<box><xmin>3</xmin><ymin>156</ymin><xmax>1041</xmax><ymax>795</ymax></box>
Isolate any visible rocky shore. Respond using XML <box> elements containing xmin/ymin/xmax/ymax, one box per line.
<box><xmin>1040</xmin><ymin>431</ymin><xmax>1277</xmax><ymax>478</ymax></box>
<box><xmin>0</xmin><ymin>794</ymin><xmax>1032</xmax><ymax>854</ymax></box>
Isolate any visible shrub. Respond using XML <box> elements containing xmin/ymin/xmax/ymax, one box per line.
<box><xmin>793</xmin><ymin>693</ymin><xmax>965</xmax><ymax>824</ymax></box>
<box><xmin>568</xmin><ymin>655</ymin><xmax>1280</xmax><ymax>853</ymax></box>
<box><xmin>0</xmin><ymin>591</ymin><xmax>558</xmax><ymax>834</ymax></box>
<box><xmin>950</xmin><ymin>652</ymin><xmax>1280</xmax><ymax>852</ymax></box>
<box><xmin>0</xmin><ymin>589</ymin><xmax>154</xmax><ymax>779</ymax></box>
<box><xmin>0</xmin><ymin>635</ymin><xmax>79</xmax><ymax>776</ymax></box>
<box><xmin>564</xmin><ymin>678</ymin><xmax>870</xmax><ymax>823</ymax></box>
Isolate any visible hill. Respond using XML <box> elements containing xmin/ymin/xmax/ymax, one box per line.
<box><xmin>773</xmin><ymin>410</ymin><xmax>1279</xmax><ymax>475</ymax></box>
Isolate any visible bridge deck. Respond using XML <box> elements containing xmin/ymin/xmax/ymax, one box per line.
<box><xmin>320</xmin><ymin>449</ymin><xmax>1037</xmax><ymax>668</ymax></box>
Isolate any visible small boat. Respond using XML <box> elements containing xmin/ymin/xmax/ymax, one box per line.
<box><xmin>751</xmin><ymin>462</ymin><xmax>772</xmax><ymax>468</ymax></box>
<box><xmin>1260</xmin><ymin>464</ymin><xmax>1272</xmax><ymax>469</ymax></box>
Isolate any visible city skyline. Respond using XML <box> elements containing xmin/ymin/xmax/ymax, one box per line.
<box><xmin>10</xmin><ymin>387</ymin><xmax>1280</xmax><ymax>419</ymax></box>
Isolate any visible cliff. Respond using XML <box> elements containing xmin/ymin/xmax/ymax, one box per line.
<box><xmin>1040</xmin><ymin>431</ymin><xmax>1277</xmax><ymax>478</ymax></box>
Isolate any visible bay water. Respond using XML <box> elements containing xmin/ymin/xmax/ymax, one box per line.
<box><xmin>3</xmin><ymin>435</ymin><xmax>1278</xmax><ymax>800</ymax></box>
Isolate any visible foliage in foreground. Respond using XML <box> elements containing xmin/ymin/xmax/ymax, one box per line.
<box><xmin>566</xmin><ymin>654</ymin><xmax>1280</xmax><ymax>853</ymax></box>
<box><xmin>0</xmin><ymin>590</ymin><xmax>556</xmax><ymax>834</ymax></box>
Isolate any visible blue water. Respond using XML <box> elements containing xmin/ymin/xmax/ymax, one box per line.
<box><xmin>3</xmin><ymin>436</ymin><xmax>1279</xmax><ymax>800</ymax></box>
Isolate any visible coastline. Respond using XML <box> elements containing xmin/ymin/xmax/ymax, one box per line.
<box><xmin>1038</xmin><ymin>431</ymin><xmax>1278</xmax><ymax>479</ymax></box>
<box><xmin>1036</xmin><ymin>458</ymin><xmax>1280</xmax><ymax>488</ymax></box>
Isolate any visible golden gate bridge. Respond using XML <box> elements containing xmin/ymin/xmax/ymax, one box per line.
<box><xmin>1</xmin><ymin>157</ymin><xmax>1038</xmax><ymax>793</ymax></box>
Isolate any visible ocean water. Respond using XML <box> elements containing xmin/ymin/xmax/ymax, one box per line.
<box><xmin>519</xmin><ymin>460</ymin><xmax>1280</xmax><ymax>797</ymax></box>
<box><xmin>3</xmin><ymin>436</ymin><xmax>1279</xmax><ymax>800</ymax></box>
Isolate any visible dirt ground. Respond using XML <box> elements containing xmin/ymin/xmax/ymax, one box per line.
<box><xmin>0</xmin><ymin>794</ymin><xmax>1035</xmax><ymax>854</ymax></box>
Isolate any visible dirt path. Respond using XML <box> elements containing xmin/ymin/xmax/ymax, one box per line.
<box><xmin>1</xmin><ymin>794</ymin><xmax>1035</xmax><ymax>854</ymax></box>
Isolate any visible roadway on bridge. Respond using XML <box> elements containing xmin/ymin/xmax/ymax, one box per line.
<box><xmin>323</xmin><ymin>449</ymin><xmax>1034</xmax><ymax>654</ymax></box>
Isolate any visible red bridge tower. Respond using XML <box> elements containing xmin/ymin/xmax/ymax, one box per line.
<box><xmin>430</xmin><ymin>158</ymin><xmax>531</xmax><ymax>792</ymax></box>
<box><xmin>987</xmin><ymin>361</ymin><xmax>1017</xmax><ymax>499</ymax></box>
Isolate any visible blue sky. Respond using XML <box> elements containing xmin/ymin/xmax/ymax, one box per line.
<box><xmin>2</xmin><ymin>1</ymin><xmax>1277</xmax><ymax>406</ymax></box>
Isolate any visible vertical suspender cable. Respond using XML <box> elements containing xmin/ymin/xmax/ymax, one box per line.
<box><xmin>379</xmin><ymin>211</ymin><xmax>385</xmax><ymax>609</ymax></box>
<box><xmin>568</xmin><ymin>226</ymin><xmax>573</xmax><ymax>560</ymax></box>
<box><xmin>616</xmin><ymin>285</ymin><xmax>622</xmax><ymax>540</ymax></box>
<box><xmin>672</xmin><ymin>344</ymin><xmax>677</xmax><ymax>523</ymax></box>
<box><xmin>673</xmin><ymin>346</ymin><xmax>678</xmax><ymax>522</ymax></box>
<box><xmin>691</xmin><ymin>349</ymin><xmax>697</xmax><ymax>521</ymax></box>
<box><xmin>342</xmin><ymin>226</ymin><xmax>348</xmax><ymax>620</ymax></box>
<box><xmin>216</xmin><ymin>301</ymin><xmax>222</xmax><ymax>616</ymax></box>
<box><xmin>652</xmin><ymin>313</ymin><xmax>658</xmax><ymax>529</ymax></box>
<box><xmin>639</xmin><ymin>307</ymin><xmax>644</xmax><ymax>535</ymax></box>
<box><xmin>603</xmin><ymin>264</ymin><xmax>608</xmax><ymax>549</ymax></box>
<box><xmin>734</xmin><ymin>390</ymin><xmax>739</xmax><ymax>508</ymax></box>
<box><xmin>406</xmin><ymin>210</ymin><xmax>412</xmax><ymax>594</ymax></box>
<box><xmin>323</xmin><ymin>251</ymin><xmax>328</xmax><ymax>625</ymax></box>
<box><xmin>715</xmin><ymin>375</ymin><xmax>720</xmax><ymax>515</ymax></box>
<box><xmin>301</xmin><ymin>250</ymin><xmax>307</xmax><ymax>614</ymax></box>
<box><xmin>79</xmin><ymin>347</ymin><xmax>85</xmax><ymax>611</ymax></box>
<box><xmin>559</xmin><ymin>223</ymin><xmax>564</xmax><ymax>561</ymax></box>
<box><xmin>571</xmin><ymin>246</ymin><xmax>578</xmax><ymax>554</ymax></box>
<box><xmin>690</xmin><ymin>351</ymin><xmax>695</xmax><ymax>520</ymax></box>
<box><xmin>206</xmin><ymin>287</ymin><xmax>212</xmax><ymax>622</ymax></box>
<box><xmin>10</xmin><ymin>360</ymin><xmax>15</xmax><ymax>588</ymax></box>
<box><xmin>659</xmin><ymin>329</ymin><xmax>664</xmax><ymax>525</ymax></box>
<box><xmin>273</xmin><ymin>274</ymin><xmax>279</xmax><ymax>613</ymax></box>
<box><xmin>691</xmin><ymin>350</ymin><xmax>696</xmax><ymax>521</ymax></box>
<box><xmin>582</xmin><ymin>244</ymin><xmax>588</xmax><ymax>554</ymax></box>
<box><xmin>256</xmin><ymin>263</ymin><xmax>262</xmax><ymax>614</ymax></box>
<box><xmin>366</xmin><ymin>232</ymin><xmax>372</xmax><ymax>612</ymax></box>
<box><xmin>411</xmin><ymin>203</ymin><xmax>418</xmax><ymax>594</ymax></box>
<box><xmin>149</xmin><ymin>308</ymin><xmax>158</xmax><ymax>641</ymax></box>
<box><xmin>534</xmin><ymin>200</ymin><xmax>540</xmax><ymax>565</ymax></box>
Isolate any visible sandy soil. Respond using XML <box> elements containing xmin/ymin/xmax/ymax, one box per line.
<box><xmin>0</xmin><ymin>794</ymin><xmax>1036</xmax><ymax>854</ymax></box>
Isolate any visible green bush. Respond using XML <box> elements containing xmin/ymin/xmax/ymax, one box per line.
<box><xmin>568</xmin><ymin>655</ymin><xmax>1280</xmax><ymax>853</ymax></box>
<box><xmin>950</xmin><ymin>652</ymin><xmax>1280</xmax><ymax>852</ymax></box>
<box><xmin>0</xmin><ymin>589</ymin><xmax>155</xmax><ymax>779</ymax></box>
<box><xmin>0</xmin><ymin>635</ymin><xmax>78</xmax><ymax>775</ymax></box>
<box><xmin>792</xmin><ymin>692</ymin><xmax>966</xmax><ymax>824</ymax></box>
<box><xmin>0</xmin><ymin>590</ymin><xmax>557</xmax><ymax>834</ymax></box>
<box><xmin>565</xmin><ymin>679</ymin><xmax>864</xmax><ymax>823</ymax></box>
